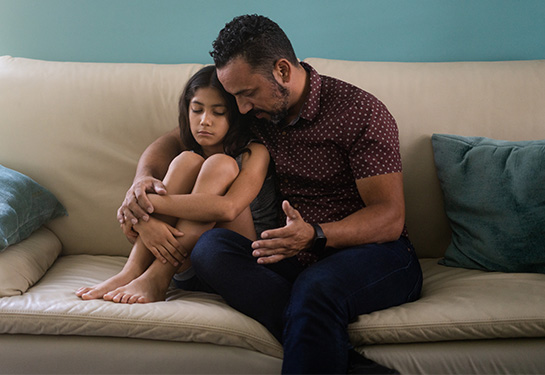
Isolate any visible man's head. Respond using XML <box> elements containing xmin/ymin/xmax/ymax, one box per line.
<box><xmin>210</xmin><ymin>14</ymin><xmax>298</xmax><ymax>73</ymax></box>
<box><xmin>211</xmin><ymin>15</ymin><xmax>304</xmax><ymax>125</ymax></box>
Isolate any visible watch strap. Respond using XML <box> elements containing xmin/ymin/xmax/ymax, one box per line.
<box><xmin>312</xmin><ymin>223</ymin><xmax>325</xmax><ymax>240</ymax></box>
<box><xmin>310</xmin><ymin>223</ymin><xmax>327</xmax><ymax>253</ymax></box>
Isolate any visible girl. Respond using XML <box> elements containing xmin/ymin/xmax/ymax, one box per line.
<box><xmin>76</xmin><ymin>65</ymin><xmax>278</xmax><ymax>303</ymax></box>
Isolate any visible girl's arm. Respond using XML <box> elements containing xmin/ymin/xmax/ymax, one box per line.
<box><xmin>133</xmin><ymin>216</ymin><xmax>186</xmax><ymax>266</ymax></box>
<box><xmin>148</xmin><ymin>143</ymin><xmax>270</xmax><ymax>222</ymax></box>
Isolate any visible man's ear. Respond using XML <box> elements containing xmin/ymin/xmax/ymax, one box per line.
<box><xmin>274</xmin><ymin>59</ymin><xmax>292</xmax><ymax>83</ymax></box>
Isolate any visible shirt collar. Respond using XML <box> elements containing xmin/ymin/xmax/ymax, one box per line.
<box><xmin>298</xmin><ymin>62</ymin><xmax>322</xmax><ymax>123</ymax></box>
<box><xmin>283</xmin><ymin>62</ymin><xmax>321</xmax><ymax>127</ymax></box>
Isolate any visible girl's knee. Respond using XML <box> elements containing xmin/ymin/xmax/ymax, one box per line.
<box><xmin>201</xmin><ymin>154</ymin><xmax>239</xmax><ymax>181</ymax></box>
<box><xmin>169</xmin><ymin>151</ymin><xmax>205</xmax><ymax>173</ymax></box>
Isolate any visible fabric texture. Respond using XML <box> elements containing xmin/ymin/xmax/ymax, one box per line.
<box><xmin>431</xmin><ymin>134</ymin><xmax>545</xmax><ymax>273</ymax></box>
<box><xmin>0</xmin><ymin>165</ymin><xmax>67</xmax><ymax>251</ymax></box>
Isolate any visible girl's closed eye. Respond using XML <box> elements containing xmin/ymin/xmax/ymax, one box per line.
<box><xmin>190</xmin><ymin>106</ymin><xmax>203</xmax><ymax>114</ymax></box>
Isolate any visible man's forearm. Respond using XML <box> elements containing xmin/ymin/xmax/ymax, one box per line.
<box><xmin>118</xmin><ymin>128</ymin><xmax>184</xmax><ymax>223</ymax></box>
<box><xmin>134</xmin><ymin>128</ymin><xmax>183</xmax><ymax>182</ymax></box>
<box><xmin>321</xmin><ymin>203</ymin><xmax>405</xmax><ymax>249</ymax></box>
<box><xmin>322</xmin><ymin>172</ymin><xmax>406</xmax><ymax>248</ymax></box>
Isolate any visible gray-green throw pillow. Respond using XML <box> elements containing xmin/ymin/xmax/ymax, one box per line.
<box><xmin>432</xmin><ymin>134</ymin><xmax>545</xmax><ymax>273</ymax></box>
<box><xmin>0</xmin><ymin>165</ymin><xmax>67</xmax><ymax>251</ymax></box>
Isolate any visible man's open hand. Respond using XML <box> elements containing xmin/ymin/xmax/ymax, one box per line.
<box><xmin>251</xmin><ymin>200</ymin><xmax>315</xmax><ymax>264</ymax></box>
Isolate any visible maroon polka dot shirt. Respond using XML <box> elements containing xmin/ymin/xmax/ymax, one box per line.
<box><xmin>250</xmin><ymin>62</ymin><xmax>408</xmax><ymax>263</ymax></box>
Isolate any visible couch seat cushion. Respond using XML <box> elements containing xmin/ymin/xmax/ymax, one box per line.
<box><xmin>349</xmin><ymin>258</ymin><xmax>545</xmax><ymax>345</ymax></box>
<box><xmin>0</xmin><ymin>255</ymin><xmax>283</xmax><ymax>358</ymax></box>
<box><xmin>2</xmin><ymin>256</ymin><xmax>545</xmax><ymax>355</ymax></box>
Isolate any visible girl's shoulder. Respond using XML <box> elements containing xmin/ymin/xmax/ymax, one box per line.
<box><xmin>247</xmin><ymin>140</ymin><xmax>267</xmax><ymax>152</ymax></box>
<box><xmin>246</xmin><ymin>141</ymin><xmax>269</xmax><ymax>161</ymax></box>
<box><xmin>239</xmin><ymin>141</ymin><xmax>269</xmax><ymax>167</ymax></box>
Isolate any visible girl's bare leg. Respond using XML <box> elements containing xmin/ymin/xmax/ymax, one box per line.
<box><xmin>106</xmin><ymin>154</ymin><xmax>255</xmax><ymax>304</ymax></box>
<box><xmin>76</xmin><ymin>152</ymin><xmax>204</xmax><ymax>300</ymax></box>
<box><xmin>75</xmin><ymin>238</ymin><xmax>155</xmax><ymax>300</ymax></box>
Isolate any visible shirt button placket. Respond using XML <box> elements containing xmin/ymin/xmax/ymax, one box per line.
<box><xmin>277</xmin><ymin>127</ymin><xmax>291</xmax><ymax>193</ymax></box>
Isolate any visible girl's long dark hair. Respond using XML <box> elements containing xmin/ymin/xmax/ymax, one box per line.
<box><xmin>178</xmin><ymin>65</ymin><xmax>250</xmax><ymax>157</ymax></box>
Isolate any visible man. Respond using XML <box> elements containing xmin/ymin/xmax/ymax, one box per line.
<box><xmin>118</xmin><ymin>15</ymin><xmax>422</xmax><ymax>374</ymax></box>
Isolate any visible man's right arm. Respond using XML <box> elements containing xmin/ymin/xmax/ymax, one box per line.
<box><xmin>117</xmin><ymin>128</ymin><xmax>184</xmax><ymax>225</ymax></box>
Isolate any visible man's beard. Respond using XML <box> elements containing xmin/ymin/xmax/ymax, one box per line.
<box><xmin>252</xmin><ymin>79</ymin><xmax>290</xmax><ymax>125</ymax></box>
<box><xmin>268</xmin><ymin>105</ymin><xmax>289</xmax><ymax>125</ymax></box>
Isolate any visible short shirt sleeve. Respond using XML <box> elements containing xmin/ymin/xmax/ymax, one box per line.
<box><xmin>346</xmin><ymin>96</ymin><xmax>402</xmax><ymax>179</ymax></box>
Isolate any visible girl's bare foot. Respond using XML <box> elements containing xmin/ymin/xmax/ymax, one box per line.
<box><xmin>103</xmin><ymin>269</ymin><xmax>171</xmax><ymax>304</ymax></box>
<box><xmin>75</xmin><ymin>269</ymin><xmax>142</xmax><ymax>300</ymax></box>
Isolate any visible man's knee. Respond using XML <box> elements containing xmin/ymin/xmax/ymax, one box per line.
<box><xmin>191</xmin><ymin>229</ymin><xmax>219</xmax><ymax>265</ymax></box>
<box><xmin>191</xmin><ymin>228</ymin><xmax>253</xmax><ymax>285</ymax></box>
<box><xmin>291</xmin><ymin>269</ymin><xmax>334</xmax><ymax>305</ymax></box>
<box><xmin>286</xmin><ymin>267</ymin><xmax>347</xmax><ymax>322</ymax></box>
<box><xmin>191</xmin><ymin>228</ymin><xmax>235</xmax><ymax>267</ymax></box>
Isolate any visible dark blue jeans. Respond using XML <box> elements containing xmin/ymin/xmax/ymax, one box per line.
<box><xmin>189</xmin><ymin>228</ymin><xmax>422</xmax><ymax>374</ymax></box>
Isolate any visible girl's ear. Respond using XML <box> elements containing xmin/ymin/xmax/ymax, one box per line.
<box><xmin>274</xmin><ymin>59</ymin><xmax>291</xmax><ymax>83</ymax></box>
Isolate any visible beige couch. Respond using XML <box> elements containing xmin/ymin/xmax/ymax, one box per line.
<box><xmin>1</xmin><ymin>56</ymin><xmax>544</xmax><ymax>374</ymax></box>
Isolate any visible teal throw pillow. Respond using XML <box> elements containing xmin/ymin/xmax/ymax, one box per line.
<box><xmin>0</xmin><ymin>165</ymin><xmax>67</xmax><ymax>251</ymax></box>
<box><xmin>432</xmin><ymin>134</ymin><xmax>545</xmax><ymax>273</ymax></box>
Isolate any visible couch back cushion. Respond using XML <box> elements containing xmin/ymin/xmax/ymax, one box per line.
<box><xmin>1</xmin><ymin>56</ymin><xmax>545</xmax><ymax>257</ymax></box>
<box><xmin>305</xmin><ymin>58</ymin><xmax>545</xmax><ymax>257</ymax></box>
<box><xmin>0</xmin><ymin>56</ymin><xmax>203</xmax><ymax>255</ymax></box>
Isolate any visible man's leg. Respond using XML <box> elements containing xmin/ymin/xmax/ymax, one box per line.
<box><xmin>191</xmin><ymin>228</ymin><xmax>304</xmax><ymax>341</ymax></box>
<box><xmin>281</xmin><ymin>238</ymin><xmax>422</xmax><ymax>374</ymax></box>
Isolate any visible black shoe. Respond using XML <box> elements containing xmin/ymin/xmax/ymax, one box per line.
<box><xmin>347</xmin><ymin>350</ymin><xmax>400</xmax><ymax>374</ymax></box>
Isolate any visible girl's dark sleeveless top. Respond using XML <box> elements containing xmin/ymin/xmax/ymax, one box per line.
<box><xmin>235</xmin><ymin>152</ymin><xmax>279</xmax><ymax>238</ymax></box>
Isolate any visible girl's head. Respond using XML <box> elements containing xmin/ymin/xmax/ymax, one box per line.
<box><xmin>179</xmin><ymin>65</ymin><xmax>249</xmax><ymax>157</ymax></box>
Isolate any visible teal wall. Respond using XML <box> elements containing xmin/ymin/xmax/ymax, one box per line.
<box><xmin>1</xmin><ymin>0</ymin><xmax>544</xmax><ymax>64</ymax></box>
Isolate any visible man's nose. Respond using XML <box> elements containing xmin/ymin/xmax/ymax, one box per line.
<box><xmin>236</xmin><ymin>98</ymin><xmax>253</xmax><ymax>114</ymax></box>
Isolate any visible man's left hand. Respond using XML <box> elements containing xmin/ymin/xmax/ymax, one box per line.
<box><xmin>252</xmin><ymin>200</ymin><xmax>315</xmax><ymax>264</ymax></box>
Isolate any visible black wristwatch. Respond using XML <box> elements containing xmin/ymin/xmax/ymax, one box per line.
<box><xmin>311</xmin><ymin>224</ymin><xmax>327</xmax><ymax>253</ymax></box>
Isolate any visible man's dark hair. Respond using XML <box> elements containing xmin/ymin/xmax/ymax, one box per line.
<box><xmin>210</xmin><ymin>15</ymin><xmax>298</xmax><ymax>73</ymax></box>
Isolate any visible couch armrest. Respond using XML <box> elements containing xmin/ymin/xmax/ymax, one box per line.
<box><xmin>0</xmin><ymin>227</ymin><xmax>62</xmax><ymax>297</ymax></box>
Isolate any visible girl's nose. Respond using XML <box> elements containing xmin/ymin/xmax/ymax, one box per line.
<box><xmin>200</xmin><ymin>111</ymin><xmax>212</xmax><ymax>126</ymax></box>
